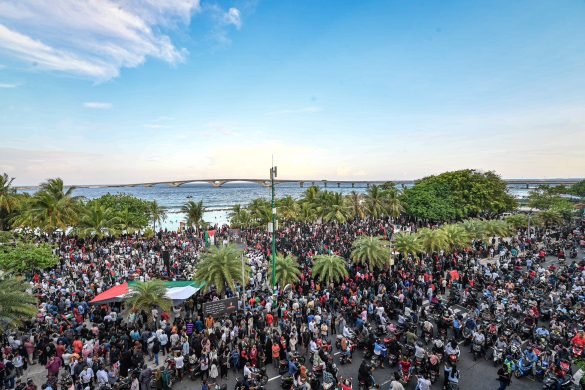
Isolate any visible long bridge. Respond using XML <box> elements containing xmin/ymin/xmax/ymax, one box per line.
<box><xmin>15</xmin><ymin>178</ymin><xmax>583</xmax><ymax>190</ymax></box>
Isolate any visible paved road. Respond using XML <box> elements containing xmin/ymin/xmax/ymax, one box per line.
<box><xmin>24</xmin><ymin>248</ymin><xmax>583</xmax><ymax>389</ymax></box>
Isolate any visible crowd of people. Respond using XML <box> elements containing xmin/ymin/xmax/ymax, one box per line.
<box><xmin>1</xmin><ymin>216</ymin><xmax>584</xmax><ymax>390</ymax></box>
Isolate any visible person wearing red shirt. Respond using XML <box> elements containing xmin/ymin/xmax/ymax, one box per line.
<box><xmin>571</xmin><ymin>331</ymin><xmax>585</xmax><ymax>348</ymax></box>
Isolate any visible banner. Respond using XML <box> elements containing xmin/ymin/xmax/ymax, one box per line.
<box><xmin>202</xmin><ymin>297</ymin><xmax>239</xmax><ymax>317</ymax></box>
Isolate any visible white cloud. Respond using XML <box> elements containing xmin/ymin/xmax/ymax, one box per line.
<box><xmin>0</xmin><ymin>82</ymin><xmax>17</xmax><ymax>88</ymax></box>
<box><xmin>0</xmin><ymin>0</ymin><xmax>200</xmax><ymax>80</ymax></box>
<box><xmin>83</xmin><ymin>102</ymin><xmax>112</xmax><ymax>109</ymax></box>
<box><xmin>224</xmin><ymin>8</ymin><xmax>242</xmax><ymax>29</ymax></box>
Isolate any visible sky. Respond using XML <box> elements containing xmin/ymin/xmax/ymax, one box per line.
<box><xmin>0</xmin><ymin>0</ymin><xmax>584</xmax><ymax>186</ymax></box>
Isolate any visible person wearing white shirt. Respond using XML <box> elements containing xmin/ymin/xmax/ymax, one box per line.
<box><xmin>96</xmin><ymin>368</ymin><xmax>109</xmax><ymax>385</ymax></box>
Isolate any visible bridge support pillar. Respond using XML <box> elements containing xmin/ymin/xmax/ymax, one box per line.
<box><xmin>324</xmin><ymin>182</ymin><xmax>328</xmax><ymax>188</ymax></box>
<box><xmin>351</xmin><ymin>183</ymin><xmax>355</xmax><ymax>188</ymax></box>
<box><xmin>209</xmin><ymin>180</ymin><xmax>227</xmax><ymax>188</ymax></box>
<box><xmin>337</xmin><ymin>182</ymin><xmax>340</xmax><ymax>188</ymax></box>
<box><xmin>299</xmin><ymin>182</ymin><xmax>304</xmax><ymax>188</ymax></box>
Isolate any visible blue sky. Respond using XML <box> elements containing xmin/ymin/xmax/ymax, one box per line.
<box><xmin>1</xmin><ymin>0</ymin><xmax>584</xmax><ymax>185</ymax></box>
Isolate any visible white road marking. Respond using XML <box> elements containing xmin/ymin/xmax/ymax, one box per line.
<box><xmin>268</xmin><ymin>375</ymin><xmax>281</xmax><ymax>382</ymax></box>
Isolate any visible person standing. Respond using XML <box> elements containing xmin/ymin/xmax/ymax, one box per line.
<box><xmin>139</xmin><ymin>364</ymin><xmax>152</xmax><ymax>390</ymax></box>
<box><xmin>497</xmin><ymin>366</ymin><xmax>511</xmax><ymax>390</ymax></box>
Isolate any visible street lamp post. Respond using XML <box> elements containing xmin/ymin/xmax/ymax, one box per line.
<box><xmin>270</xmin><ymin>165</ymin><xmax>277</xmax><ymax>291</ymax></box>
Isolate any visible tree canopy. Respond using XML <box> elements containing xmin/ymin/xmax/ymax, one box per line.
<box><xmin>402</xmin><ymin>170</ymin><xmax>516</xmax><ymax>221</ymax></box>
<box><xmin>89</xmin><ymin>193</ymin><xmax>151</xmax><ymax>229</ymax></box>
<box><xmin>0</xmin><ymin>242</ymin><xmax>59</xmax><ymax>273</ymax></box>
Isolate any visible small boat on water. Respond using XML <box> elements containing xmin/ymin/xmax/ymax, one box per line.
<box><xmin>186</xmin><ymin>195</ymin><xmax>193</xmax><ymax>199</ymax></box>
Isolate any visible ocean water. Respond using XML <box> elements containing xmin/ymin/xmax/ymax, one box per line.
<box><xmin>22</xmin><ymin>182</ymin><xmax>531</xmax><ymax>230</ymax></box>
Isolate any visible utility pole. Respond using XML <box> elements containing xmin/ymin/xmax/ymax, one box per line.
<box><xmin>270</xmin><ymin>164</ymin><xmax>277</xmax><ymax>291</ymax></box>
<box><xmin>241</xmin><ymin>252</ymin><xmax>246</xmax><ymax>307</ymax></box>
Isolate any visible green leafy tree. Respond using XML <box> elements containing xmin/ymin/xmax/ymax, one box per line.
<box><xmin>0</xmin><ymin>278</ymin><xmax>37</xmax><ymax>331</ymax></box>
<box><xmin>351</xmin><ymin>236</ymin><xmax>391</xmax><ymax>270</ymax></box>
<box><xmin>193</xmin><ymin>244</ymin><xmax>249</xmax><ymax>294</ymax></box>
<box><xmin>535</xmin><ymin>209</ymin><xmax>563</xmax><ymax>227</ymax></box>
<box><xmin>401</xmin><ymin>182</ymin><xmax>458</xmax><ymax>222</ymax></box>
<box><xmin>570</xmin><ymin>180</ymin><xmax>585</xmax><ymax>197</ymax></box>
<box><xmin>0</xmin><ymin>173</ymin><xmax>18</xmax><ymax>231</ymax></box>
<box><xmin>126</xmin><ymin>280</ymin><xmax>171</xmax><ymax>314</ymax></box>
<box><xmin>75</xmin><ymin>203</ymin><xmax>120</xmax><ymax>239</ymax></box>
<box><xmin>149</xmin><ymin>201</ymin><xmax>167</xmax><ymax>231</ymax></box>
<box><xmin>312</xmin><ymin>254</ymin><xmax>348</xmax><ymax>284</ymax></box>
<box><xmin>416</xmin><ymin>228</ymin><xmax>448</xmax><ymax>253</ymax></box>
<box><xmin>275</xmin><ymin>254</ymin><xmax>301</xmax><ymax>287</ymax></box>
<box><xmin>0</xmin><ymin>242</ymin><xmax>59</xmax><ymax>273</ymax></box>
<box><xmin>402</xmin><ymin>170</ymin><xmax>516</xmax><ymax>221</ymax></box>
<box><xmin>528</xmin><ymin>185</ymin><xmax>573</xmax><ymax>210</ymax></box>
<box><xmin>182</xmin><ymin>200</ymin><xmax>205</xmax><ymax>229</ymax></box>
<box><xmin>90</xmin><ymin>193</ymin><xmax>151</xmax><ymax>229</ymax></box>
<box><xmin>392</xmin><ymin>232</ymin><xmax>423</xmax><ymax>257</ymax></box>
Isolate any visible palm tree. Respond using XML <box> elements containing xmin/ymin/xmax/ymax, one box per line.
<box><xmin>126</xmin><ymin>280</ymin><xmax>171</xmax><ymax>314</ymax></box>
<box><xmin>75</xmin><ymin>203</ymin><xmax>120</xmax><ymax>239</ymax></box>
<box><xmin>345</xmin><ymin>191</ymin><xmax>365</xmax><ymax>220</ymax></box>
<box><xmin>248</xmin><ymin>199</ymin><xmax>272</xmax><ymax>226</ymax></box>
<box><xmin>461</xmin><ymin>219</ymin><xmax>486</xmax><ymax>240</ymax></box>
<box><xmin>505</xmin><ymin>214</ymin><xmax>529</xmax><ymax>230</ymax></box>
<box><xmin>440</xmin><ymin>224</ymin><xmax>471</xmax><ymax>252</ymax></box>
<box><xmin>481</xmin><ymin>220</ymin><xmax>513</xmax><ymax>240</ymax></box>
<box><xmin>384</xmin><ymin>190</ymin><xmax>404</xmax><ymax>221</ymax></box>
<box><xmin>0</xmin><ymin>173</ymin><xmax>18</xmax><ymax>230</ymax></box>
<box><xmin>229</xmin><ymin>204</ymin><xmax>253</xmax><ymax>229</ymax></box>
<box><xmin>117</xmin><ymin>206</ymin><xmax>141</xmax><ymax>234</ymax></box>
<box><xmin>149</xmin><ymin>201</ymin><xmax>167</xmax><ymax>231</ymax></box>
<box><xmin>416</xmin><ymin>228</ymin><xmax>448</xmax><ymax>254</ymax></box>
<box><xmin>296</xmin><ymin>202</ymin><xmax>317</xmax><ymax>223</ymax></box>
<box><xmin>0</xmin><ymin>278</ymin><xmax>37</xmax><ymax>331</ymax></box>
<box><xmin>193</xmin><ymin>244</ymin><xmax>249</xmax><ymax>295</ymax></box>
<box><xmin>365</xmin><ymin>185</ymin><xmax>386</xmax><ymax>219</ymax></box>
<box><xmin>13</xmin><ymin>178</ymin><xmax>80</xmax><ymax>232</ymax></box>
<box><xmin>182</xmin><ymin>200</ymin><xmax>205</xmax><ymax>229</ymax></box>
<box><xmin>351</xmin><ymin>236</ymin><xmax>391</xmax><ymax>270</ymax></box>
<box><xmin>535</xmin><ymin>210</ymin><xmax>563</xmax><ymax>227</ymax></box>
<box><xmin>302</xmin><ymin>186</ymin><xmax>321</xmax><ymax>206</ymax></box>
<box><xmin>312</xmin><ymin>254</ymin><xmax>348</xmax><ymax>284</ymax></box>
<box><xmin>392</xmin><ymin>232</ymin><xmax>423</xmax><ymax>257</ymax></box>
<box><xmin>275</xmin><ymin>254</ymin><xmax>301</xmax><ymax>287</ymax></box>
<box><xmin>319</xmin><ymin>192</ymin><xmax>350</xmax><ymax>223</ymax></box>
<box><xmin>277</xmin><ymin>196</ymin><xmax>299</xmax><ymax>222</ymax></box>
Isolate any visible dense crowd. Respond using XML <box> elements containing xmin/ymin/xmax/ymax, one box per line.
<box><xmin>1</xmin><ymin>217</ymin><xmax>584</xmax><ymax>390</ymax></box>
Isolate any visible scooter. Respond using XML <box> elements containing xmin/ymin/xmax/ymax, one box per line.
<box><xmin>514</xmin><ymin>357</ymin><xmax>534</xmax><ymax>379</ymax></box>
<box><xmin>492</xmin><ymin>347</ymin><xmax>505</xmax><ymax>367</ymax></box>
<box><xmin>472</xmin><ymin>341</ymin><xmax>483</xmax><ymax>361</ymax></box>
